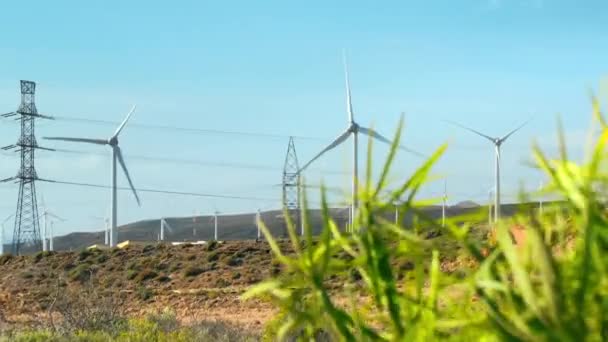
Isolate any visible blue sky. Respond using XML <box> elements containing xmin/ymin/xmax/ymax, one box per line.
<box><xmin>0</xmin><ymin>0</ymin><xmax>607</xmax><ymax>238</ymax></box>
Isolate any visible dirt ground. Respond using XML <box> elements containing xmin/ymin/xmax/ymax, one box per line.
<box><xmin>0</xmin><ymin>226</ymin><xmax>506</xmax><ymax>334</ymax></box>
<box><xmin>0</xmin><ymin>241</ymin><xmax>286</xmax><ymax>333</ymax></box>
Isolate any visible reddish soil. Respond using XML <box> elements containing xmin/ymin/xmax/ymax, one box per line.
<box><xmin>0</xmin><ymin>241</ymin><xmax>285</xmax><ymax>332</ymax></box>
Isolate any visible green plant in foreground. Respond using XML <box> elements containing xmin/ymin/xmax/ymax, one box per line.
<box><xmin>244</xmin><ymin>98</ymin><xmax>608</xmax><ymax>341</ymax></box>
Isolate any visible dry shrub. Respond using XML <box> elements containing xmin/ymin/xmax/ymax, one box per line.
<box><xmin>49</xmin><ymin>274</ymin><xmax>126</xmax><ymax>334</ymax></box>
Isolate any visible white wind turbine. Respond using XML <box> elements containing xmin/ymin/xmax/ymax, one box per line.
<box><xmin>44</xmin><ymin>106</ymin><xmax>140</xmax><ymax>247</ymax></box>
<box><xmin>160</xmin><ymin>217</ymin><xmax>174</xmax><ymax>241</ymax></box>
<box><xmin>48</xmin><ymin>214</ymin><xmax>65</xmax><ymax>251</ymax></box>
<box><xmin>447</xmin><ymin>120</ymin><xmax>529</xmax><ymax>221</ymax></box>
<box><xmin>297</xmin><ymin>56</ymin><xmax>422</xmax><ymax>231</ymax></box>
<box><xmin>488</xmin><ymin>187</ymin><xmax>495</xmax><ymax>225</ymax></box>
<box><xmin>40</xmin><ymin>194</ymin><xmax>64</xmax><ymax>252</ymax></box>
<box><xmin>91</xmin><ymin>214</ymin><xmax>110</xmax><ymax>244</ymax></box>
<box><xmin>538</xmin><ymin>181</ymin><xmax>544</xmax><ymax>215</ymax></box>
<box><xmin>213</xmin><ymin>211</ymin><xmax>220</xmax><ymax>241</ymax></box>
<box><xmin>1</xmin><ymin>214</ymin><xmax>13</xmax><ymax>255</ymax></box>
<box><xmin>255</xmin><ymin>209</ymin><xmax>261</xmax><ymax>241</ymax></box>
<box><xmin>41</xmin><ymin>208</ymin><xmax>64</xmax><ymax>252</ymax></box>
<box><xmin>442</xmin><ymin>180</ymin><xmax>447</xmax><ymax>227</ymax></box>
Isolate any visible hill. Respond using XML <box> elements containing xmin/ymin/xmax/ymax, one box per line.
<box><xmin>3</xmin><ymin>201</ymin><xmax>550</xmax><ymax>254</ymax></box>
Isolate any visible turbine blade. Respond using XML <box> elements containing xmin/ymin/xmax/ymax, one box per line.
<box><xmin>47</xmin><ymin>212</ymin><xmax>65</xmax><ymax>221</ymax></box>
<box><xmin>298</xmin><ymin>129</ymin><xmax>351</xmax><ymax>173</ymax></box>
<box><xmin>44</xmin><ymin>137</ymin><xmax>108</xmax><ymax>145</ymax></box>
<box><xmin>2</xmin><ymin>215</ymin><xmax>13</xmax><ymax>224</ymax></box>
<box><xmin>358</xmin><ymin>126</ymin><xmax>426</xmax><ymax>158</ymax></box>
<box><xmin>164</xmin><ymin>219</ymin><xmax>174</xmax><ymax>233</ymax></box>
<box><xmin>343</xmin><ymin>51</ymin><xmax>354</xmax><ymax>124</ymax></box>
<box><xmin>444</xmin><ymin>120</ymin><xmax>495</xmax><ymax>143</ymax></box>
<box><xmin>115</xmin><ymin>146</ymin><xmax>141</xmax><ymax>206</ymax></box>
<box><xmin>500</xmin><ymin>120</ymin><xmax>530</xmax><ymax>143</ymax></box>
<box><xmin>112</xmin><ymin>105</ymin><xmax>137</xmax><ymax>139</ymax></box>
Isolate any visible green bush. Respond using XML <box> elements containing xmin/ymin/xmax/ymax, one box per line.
<box><xmin>206</xmin><ymin>251</ymin><xmax>219</xmax><ymax>262</ymax></box>
<box><xmin>244</xmin><ymin>102</ymin><xmax>608</xmax><ymax>341</ymax></box>
<box><xmin>0</xmin><ymin>317</ymin><xmax>258</xmax><ymax>341</ymax></box>
<box><xmin>134</xmin><ymin>268</ymin><xmax>158</xmax><ymax>282</ymax></box>
<box><xmin>78</xmin><ymin>249</ymin><xmax>94</xmax><ymax>261</ymax></box>
<box><xmin>68</xmin><ymin>264</ymin><xmax>91</xmax><ymax>282</ymax></box>
<box><xmin>183</xmin><ymin>266</ymin><xmax>205</xmax><ymax>277</ymax></box>
<box><xmin>206</xmin><ymin>240</ymin><xmax>218</xmax><ymax>251</ymax></box>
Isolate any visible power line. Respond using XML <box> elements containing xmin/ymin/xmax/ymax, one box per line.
<box><xmin>52</xmin><ymin>115</ymin><xmax>323</xmax><ymax>141</ymax></box>
<box><xmin>41</xmin><ymin>179</ymin><xmax>280</xmax><ymax>202</ymax></box>
<box><xmin>30</xmin><ymin>148</ymin><xmax>350</xmax><ymax>175</ymax></box>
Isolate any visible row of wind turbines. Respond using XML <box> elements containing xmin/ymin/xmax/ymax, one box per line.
<box><xmin>38</xmin><ymin>54</ymin><xmax>530</xmax><ymax>248</ymax></box>
<box><xmin>296</xmin><ymin>56</ymin><xmax>529</xmax><ymax>231</ymax></box>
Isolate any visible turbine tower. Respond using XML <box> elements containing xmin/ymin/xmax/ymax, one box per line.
<box><xmin>448</xmin><ymin>120</ymin><xmax>528</xmax><ymax>221</ymax></box>
<box><xmin>442</xmin><ymin>181</ymin><xmax>447</xmax><ymax>227</ymax></box>
<box><xmin>46</xmin><ymin>213</ymin><xmax>64</xmax><ymax>251</ymax></box>
<box><xmin>297</xmin><ymin>54</ymin><xmax>422</xmax><ymax>231</ymax></box>
<box><xmin>255</xmin><ymin>209</ymin><xmax>261</xmax><ymax>241</ymax></box>
<box><xmin>213</xmin><ymin>211</ymin><xmax>219</xmax><ymax>241</ymax></box>
<box><xmin>44</xmin><ymin>106</ymin><xmax>140</xmax><ymax>247</ymax></box>
<box><xmin>1</xmin><ymin>215</ymin><xmax>13</xmax><ymax>255</ymax></box>
<box><xmin>1</xmin><ymin>80</ymin><xmax>53</xmax><ymax>254</ymax></box>
<box><xmin>538</xmin><ymin>181</ymin><xmax>544</xmax><ymax>215</ymax></box>
<box><xmin>40</xmin><ymin>197</ymin><xmax>64</xmax><ymax>252</ymax></box>
<box><xmin>160</xmin><ymin>217</ymin><xmax>174</xmax><ymax>241</ymax></box>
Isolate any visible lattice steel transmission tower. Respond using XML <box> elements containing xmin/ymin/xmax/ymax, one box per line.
<box><xmin>282</xmin><ymin>136</ymin><xmax>300</xmax><ymax>229</ymax></box>
<box><xmin>1</xmin><ymin>80</ymin><xmax>52</xmax><ymax>255</ymax></box>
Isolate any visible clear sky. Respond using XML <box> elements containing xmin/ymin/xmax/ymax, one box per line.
<box><xmin>0</xmin><ymin>0</ymin><xmax>607</xmax><ymax>239</ymax></box>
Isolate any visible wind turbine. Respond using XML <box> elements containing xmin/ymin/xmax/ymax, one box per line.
<box><xmin>538</xmin><ymin>181</ymin><xmax>544</xmax><ymax>215</ymax></box>
<box><xmin>447</xmin><ymin>120</ymin><xmax>529</xmax><ymax>221</ymax></box>
<box><xmin>255</xmin><ymin>209</ymin><xmax>261</xmax><ymax>241</ymax></box>
<box><xmin>160</xmin><ymin>217</ymin><xmax>174</xmax><ymax>241</ymax></box>
<box><xmin>394</xmin><ymin>201</ymin><xmax>400</xmax><ymax>225</ymax></box>
<box><xmin>297</xmin><ymin>55</ymin><xmax>422</xmax><ymax>231</ymax></box>
<box><xmin>40</xmin><ymin>195</ymin><xmax>64</xmax><ymax>252</ymax></box>
<box><xmin>44</xmin><ymin>106</ymin><xmax>140</xmax><ymax>247</ymax></box>
<box><xmin>213</xmin><ymin>211</ymin><xmax>219</xmax><ymax>241</ymax></box>
<box><xmin>91</xmin><ymin>215</ymin><xmax>110</xmax><ymax>244</ymax></box>
<box><xmin>442</xmin><ymin>181</ymin><xmax>447</xmax><ymax>227</ymax></box>
<box><xmin>488</xmin><ymin>187</ymin><xmax>494</xmax><ymax>225</ymax></box>
<box><xmin>48</xmin><ymin>214</ymin><xmax>65</xmax><ymax>251</ymax></box>
<box><xmin>1</xmin><ymin>215</ymin><xmax>13</xmax><ymax>255</ymax></box>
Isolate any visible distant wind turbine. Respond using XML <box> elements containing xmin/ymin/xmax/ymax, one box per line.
<box><xmin>538</xmin><ymin>181</ymin><xmax>544</xmax><ymax>215</ymax></box>
<box><xmin>1</xmin><ymin>215</ymin><xmax>13</xmax><ymax>255</ymax></box>
<box><xmin>91</xmin><ymin>215</ymin><xmax>110</xmax><ymax>244</ymax></box>
<box><xmin>213</xmin><ymin>211</ymin><xmax>220</xmax><ymax>241</ymax></box>
<box><xmin>447</xmin><ymin>120</ymin><xmax>529</xmax><ymax>221</ymax></box>
<box><xmin>255</xmin><ymin>209</ymin><xmax>261</xmax><ymax>241</ymax></box>
<box><xmin>160</xmin><ymin>217</ymin><xmax>174</xmax><ymax>241</ymax></box>
<box><xmin>45</xmin><ymin>106</ymin><xmax>140</xmax><ymax>247</ymax></box>
<box><xmin>40</xmin><ymin>194</ymin><xmax>64</xmax><ymax>252</ymax></box>
<box><xmin>442</xmin><ymin>181</ymin><xmax>447</xmax><ymax>227</ymax></box>
<box><xmin>297</xmin><ymin>54</ymin><xmax>423</xmax><ymax>231</ymax></box>
<box><xmin>488</xmin><ymin>187</ymin><xmax>495</xmax><ymax>225</ymax></box>
<box><xmin>48</xmin><ymin>214</ymin><xmax>65</xmax><ymax>251</ymax></box>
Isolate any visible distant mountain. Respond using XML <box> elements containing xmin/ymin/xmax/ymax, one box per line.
<box><xmin>4</xmin><ymin>201</ymin><xmax>559</xmax><ymax>254</ymax></box>
<box><xmin>453</xmin><ymin>200</ymin><xmax>480</xmax><ymax>208</ymax></box>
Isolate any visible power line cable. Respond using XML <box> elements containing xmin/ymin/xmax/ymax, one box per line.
<box><xmin>41</xmin><ymin>179</ymin><xmax>280</xmax><ymax>202</ymax></box>
<box><xmin>52</xmin><ymin>115</ymin><xmax>323</xmax><ymax>141</ymax></box>
<box><xmin>45</xmin><ymin>148</ymin><xmax>348</xmax><ymax>175</ymax></box>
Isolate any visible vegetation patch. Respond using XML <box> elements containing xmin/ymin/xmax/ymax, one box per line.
<box><xmin>68</xmin><ymin>264</ymin><xmax>92</xmax><ymax>282</ymax></box>
<box><xmin>183</xmin><ymin>266</ymin><xmax>206</xmax><ymax>277</ymax></box>
<box><xmin>134</xmin><ymin>268</ymin><xmax>158</xmax><ymax>282</ymax></box>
